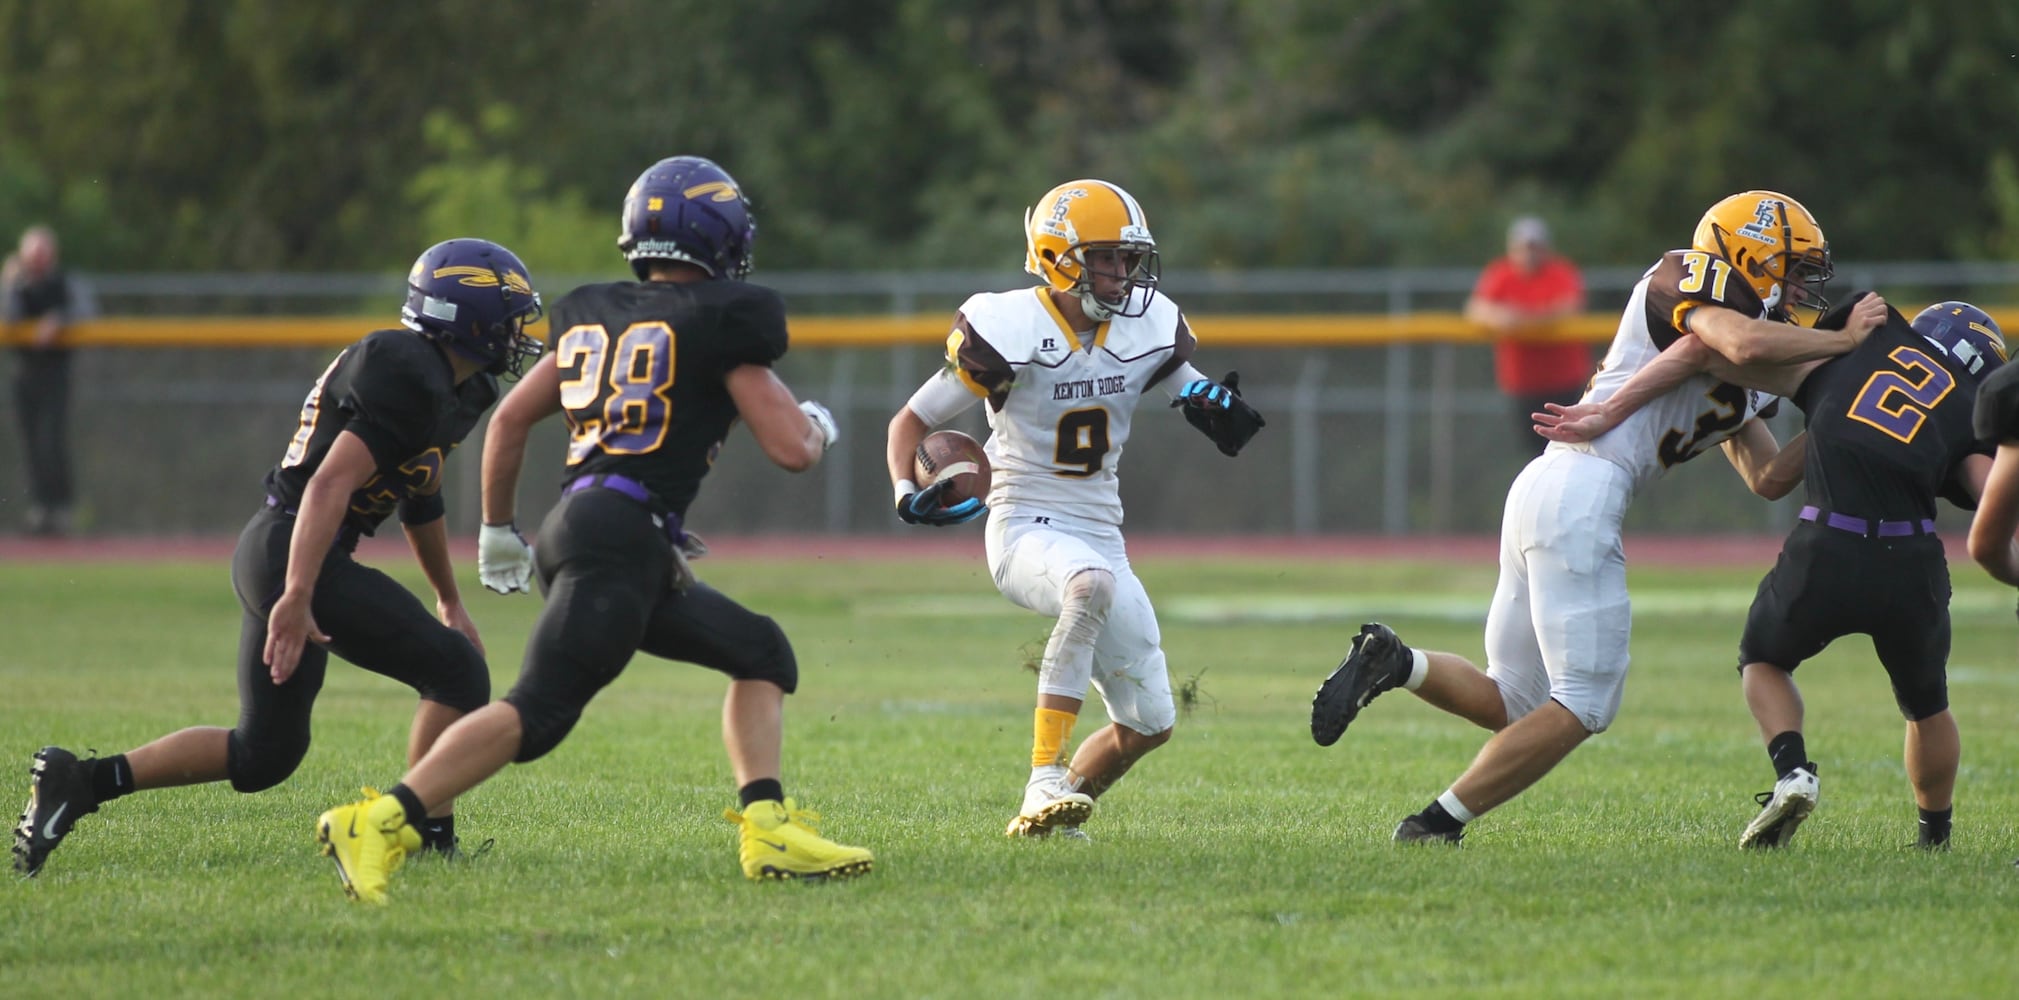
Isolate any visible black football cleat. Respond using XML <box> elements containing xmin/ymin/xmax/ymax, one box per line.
<box><xmin>1393</xmin><ymin>814</ymin><xmax>1464</xmax><ymax>845</ymax></box>
<box><xmin>13</xmin><ymin>746</ymin><xmax>100</xmax><ymax>877</ymax></box>
<box><xmin>1311</xmin><ymin>623</ymin><xmax>1414</xmax><ymax>746</ymax></box>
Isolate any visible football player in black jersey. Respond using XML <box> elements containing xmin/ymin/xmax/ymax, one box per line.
<box><xmin>1967</xmin><ymin>309</ymin><xmax>2019</xmax><ymax>584</ymax></box>
<box><xmin>1543</xmin><ymin>297</ymin><xmax>2004</xmax><ymax>851</ymax></box>
<box><xmin>314</xmin><ymin>157</ymin><xmax>870</xmax><ymax>904</ymax></box>
<box><xmin>12</xmin><ymin>238</ymin><xmax>542</xmax><ymax>877</ymax></box>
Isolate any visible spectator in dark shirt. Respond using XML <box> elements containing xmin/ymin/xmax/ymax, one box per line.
<box><xmin>3</xmin><ymin>225</ymin><xmax>91</xmax><ymax>536</ymax></box>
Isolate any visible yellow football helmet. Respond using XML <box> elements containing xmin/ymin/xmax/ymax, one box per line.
<box><xmin>1024</xmin><ymin>179</ymin><xmax>1159</xmax><ymax>320</ymax></box>
<box><xmin>1692</xmin><ymin>190</ymin><xmax>1833</xmax><ymax>318</ymax></box>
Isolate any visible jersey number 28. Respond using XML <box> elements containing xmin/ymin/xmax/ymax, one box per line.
<box><xmin>556</xmin><ymin>321</ymin><xmax>676</xmax><ymax>465</ymax></box>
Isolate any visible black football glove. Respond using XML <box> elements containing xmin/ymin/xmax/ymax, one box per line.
<box><xmin>1172</xmin><ymin>369</ymin><xmax>1267</xmax><ymax>457</ymax></box>
<box><xmin>896</xmin><ymin>479</ymin><xmax>985</xmax><ymax>527</ymax></box>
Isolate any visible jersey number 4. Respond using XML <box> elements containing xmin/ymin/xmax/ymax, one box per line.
<box><xmin>557</xmin><ymin>321</ymin><xmax>676</xmax><ymax>465</ymax></box>
<box><xmin>1846</xmin><ymin>345</ymin><xmax>1954</xmax><ymax>444</ymax></box>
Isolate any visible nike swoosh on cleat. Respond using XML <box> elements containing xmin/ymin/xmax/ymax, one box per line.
<box><xmin>756</xmin><ymin>839</ymin><xmax>790</xmax><ymax>852</ymax></box>
<box><xmin>347</xmin><ymin>813</ymin><xmax>359</xmax><ymax>839</ymax></box>
<box><xmin>41</xmin><ymin>802</ymin><xmax>67</xmax><ymax>839</ymax></box>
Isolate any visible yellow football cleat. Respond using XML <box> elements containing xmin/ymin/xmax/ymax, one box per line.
<box><xmin>722</xmin><ymin>798</ymin><xmax>873</xmax><ymax>881</ymax></box>
<box><xmin>315</xmin><ymin>788</ymin><xmax>421</xmax><ymax>905</ymax></box>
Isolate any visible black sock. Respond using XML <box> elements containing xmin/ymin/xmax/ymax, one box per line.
<box><xmin>1918</xmin><ymin>806</ymin><xmax>1952</xmax><ymax>847</ymax></box>
<box><xmin>387</xmin><ymin>783</ymin><xmax>427</xmax><ymax>829</ymax></box>
<box><xmin>91</xmin><ymin>754</ymin><xmax>134</xmax><ymax>803</ymax></box>
<box><xmin>739</xmin><ymin>778</ymin><xmax>784</xmax><ymax>808</ymax></box>
<box><xmin>419</xmin><ymin>812</ymin><xmax>456</xmax><ymax>851</ymax></box>
<box><xmin>1766</xmin><ymin>731</ymin><xmax>1809</xmax><ymax>779</ymax></box>
<box><xmin>1417</xmin><ymin>800</ymin><xmax>1466</xmax><ymax>834</ymax></box>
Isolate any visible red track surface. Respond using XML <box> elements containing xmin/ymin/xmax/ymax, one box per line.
<box><xmin>0</xmin><ymin>532</ymin><xmax>1948</xmax><ymax>567</ymax></box>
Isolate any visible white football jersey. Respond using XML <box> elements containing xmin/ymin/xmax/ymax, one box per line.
<box><xmin>947</xmin><ymin>287</ymin><xmax>1196</xmax><ymax>524</ymax></box>
<box><xmin>1557</xmin><ymin>251</ymin><xmax>1779</xmax><ymax>493</ymax></box>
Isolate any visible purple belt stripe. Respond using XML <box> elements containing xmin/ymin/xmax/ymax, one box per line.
<box><xmin>562</xmin><ymin>473</ymin><xmax>652</xmax><ymax>506</ymax></box>
<box><xmin>561</xmin><ymin>474</ymin><xmax>686</xmax><ymax>545</ymax></box>
<box><xmin>1798</xmin><ymin>505</ymin><xmax>1936</xmax><ymax>538</ymax></box>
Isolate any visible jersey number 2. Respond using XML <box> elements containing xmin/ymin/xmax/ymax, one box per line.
<box><xmin>1846</xmin><ymin>345</ymin><xmax>1954</xmax><ymax>444</ymax></box>
<box><xmin>557</xmin><ymin>321</ymin><xmax>676</xmax><ymax>465</ymax></box>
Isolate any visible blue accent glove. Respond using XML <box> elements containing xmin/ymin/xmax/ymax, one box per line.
<box><xmin>1176</xmin><ymin>377</ymin><xmax>1236</xmax><ymax>410</ymax></box>
<box><xmin>1170</xmin><ymin>370</ymin><xmax>1267</xmax><ymax>456</ymax></box>
<box><xmin>896</xmin><ymin>479</ymin><xmax>986</xmax><ymax>527</ymax></box>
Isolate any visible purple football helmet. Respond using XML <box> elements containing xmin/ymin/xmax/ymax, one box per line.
<box><xmin>617</xmin><ymin>156</ymin><xmax>756</xmax><ymax>280</ymax></box>
<box><xmin>400</xmin><ymin>238</ymin><xmax>544</xmax><ymax>379</ymax></box>
<box><xmin>1911</xmin><ymin>300</ymin><xmax>2008</xmax><ymax>382</ymax></box>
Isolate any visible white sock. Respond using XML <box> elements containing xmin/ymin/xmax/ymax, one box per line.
<box><xmin>1403</xmin><ymin>648</ymin><xmax>1430</xmax><ymax>691</ymax></box>
<box><xmin>1436</xmin><ymin>789</ymin><xmax>1476</xmax><ymax>824</ymax></box>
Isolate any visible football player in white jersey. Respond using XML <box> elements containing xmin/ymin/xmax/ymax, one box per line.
<box><xmin>1311</xmin><ymin>191</ymin><xmax>1886</xmax><ymax>843</ymax></box>
<box><xmin>885</xmin><ymin>179</ymin><xmax>1265</xmax><ymax>838</ymax></box>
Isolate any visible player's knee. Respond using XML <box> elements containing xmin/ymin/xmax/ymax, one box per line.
<box><xmin>1064</xmin><ymin>567</ymin><xmax>1116</xmax><ymax>618</ymax></box>
<box><xmin>1124</xmin><ymin>724</ymin><xmax>1173</xmax><ymax>755</ymax></box>
<box><xmin>225</xmin><ymin>728</ymin><xmax>309</xmax><ymax>794</ymax></box>
<box><xmin>506</xmin><ymin>693</ymin><xmax>582</xmax><ymax>763</ymax></box>
<box><xmin>724</xmin><ymin>616</ymin><xmax>798</xmax><ymax>694</ymax></box>
<box><xmin>1893</xmin><ymin>682</ymin><xmax>1947</xmax><ymax>721</ymax></box>
<box><xmin>414</xmin><ymin>634</ymin><xmax>491</xmax><ymax>712</ymax></box>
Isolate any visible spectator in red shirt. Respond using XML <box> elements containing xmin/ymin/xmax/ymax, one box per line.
<box><xmin>1465</xmin><ymin>216</ymin><xmax>1589</xmax><ymax>457</ymax></box>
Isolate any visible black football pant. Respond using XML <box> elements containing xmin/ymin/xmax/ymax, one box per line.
<box><xmin>224</xmin><ymin>507</ymin><xmax>490</xmax><ymax>792</ymax></box>
<box><xmin>1737</xmin><ymin>524</ymin><xmax>1950</xmax><ymax>719</ymax></box>
<box><xmin>11</xmin><ymin>348</ymin><xmax>73</xmax><ymax>512</ymax></box>
<box><xmin>504</xmin><ymin>486</ymin><xmax>795</xmax><ymax>762</ymax></box>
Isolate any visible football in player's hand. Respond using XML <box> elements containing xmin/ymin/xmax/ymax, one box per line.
<box><xmin>914</xmin><ymin>430</ymin><xmax>991</xmax><ymax>507</ymax></box>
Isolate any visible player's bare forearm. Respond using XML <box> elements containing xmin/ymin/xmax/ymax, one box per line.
<box><xmin>887</xmin><ymin>406</ymin><xmax>929</xmax><ymax>487</ymax></box>
<box><xmin>404</xmin><ymin>515</ymin><xmax>462</xmax><ymax>607</ymax></box>
<box><xmin>483</xmin><ymin>356</ymin><xmax>563</xmax><ymax>525</ymax></box>
<box><xmin>481</xmin><ymin>420</ymin><xmax>529</xmax><ymax>526</ymax></box>
<box><xmin>1689</xmin><ymin>295</ymin><xmax>1883</xmax><ymax>366</ymax></box>
<box><xmin>283</xmin><ymin>431</ymin><xmax>377</xmax><ymax>598</ymax></box>
<box><xmin>282</xmin><ymin>478</ymin><xmax>350</xmax><ymax>598</ymax></box>
<box><xmin>1751</xmin><ymin>429</ymin><xmax>1807</xmax><ymax>499</ymax></box>
<box><xmin>1718</xmin><ymin>421</ymin><xmax>1801</xmax><ymax>499</ymax></box>
<box><xmin>1687</xmin><ymin>307</ymin><xmax>1849</xmax><ymax>369</ymax></box>
<box><xmin>1967</xmin><ymin>449</ymin><xmax>2019</xmax><ymax>586</ymax></box>
<box><xmin>1608</xmin><ymin>336</ymin><xmax>1712</xmax><ymax>422</ymax></box>
<box><xmin>1535</xmin><ymin>337</ymin><xmax>1708</xmax><ymax>443</ymax></box>
<box><xmin>725</xmin><ymin>364</ymin><xmax>822</xmax><ymax>472</ymax></box>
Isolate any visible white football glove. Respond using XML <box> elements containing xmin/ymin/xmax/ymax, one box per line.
<box><xmin>477</xmin><ymin>522</ymin><xmax>534</xmax><ymax>594</ymax></box>
<box><xmin>799</xmin><ymin>399</ymin><xmax>839</xmax><ymax>450</ymax></box>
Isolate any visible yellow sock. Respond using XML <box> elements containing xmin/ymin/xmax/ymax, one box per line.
<box><xmin>1032</xmin><ymin>707</ymin><xmax>1078</xmax><ymax>768</ymax></box>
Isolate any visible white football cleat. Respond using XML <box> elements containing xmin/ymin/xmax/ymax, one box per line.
<box><xmin>1006</xmin><ymin>768</ymin><xmax>1093</xmax><ymax>838</ymax></box>
<box><xmin>1740</xmin><ymin>766</ymin><xmax>1820</xmax><ymax>850</ymax></box>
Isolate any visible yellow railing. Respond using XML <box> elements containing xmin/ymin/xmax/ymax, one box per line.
<box><xmin>0</xmin><ymin>313</ymin><xmax>1641</xmax><ymax>348</ymax></box>
<box><xmin>3</xmin><ymin>308</ymin><xmax>2011</xmax><ymax>349</ymax></box>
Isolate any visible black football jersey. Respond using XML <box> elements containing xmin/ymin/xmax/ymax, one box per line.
<box><xmin>1971</xmin><ymin>356</ymin><xmax>2019</xmax><ymax>445</ymax></box>
<box><xmin>1641</xmin><ymin>249</ymin><xmax>1774</xmax><ymax>350</ymax></box>
<box><xmin>1791</xmin><ymin>306</ymin><xmax>1987</xmax><ymax>518</ymax></box>
<box><xmin>264</xmin><ymin>329</ymin><xmax>499</xmax><ymax>535</ymax></box>
<box><xmin>545</xmin><ymin>280</ymin><xmax>789</xmax><ymax>518</ymax></box>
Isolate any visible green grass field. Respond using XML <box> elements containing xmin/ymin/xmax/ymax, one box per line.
<box><xmin>5</xmin><ymin>552</ymin><xmax>2019</xmax><ymax>997</ymax></box>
